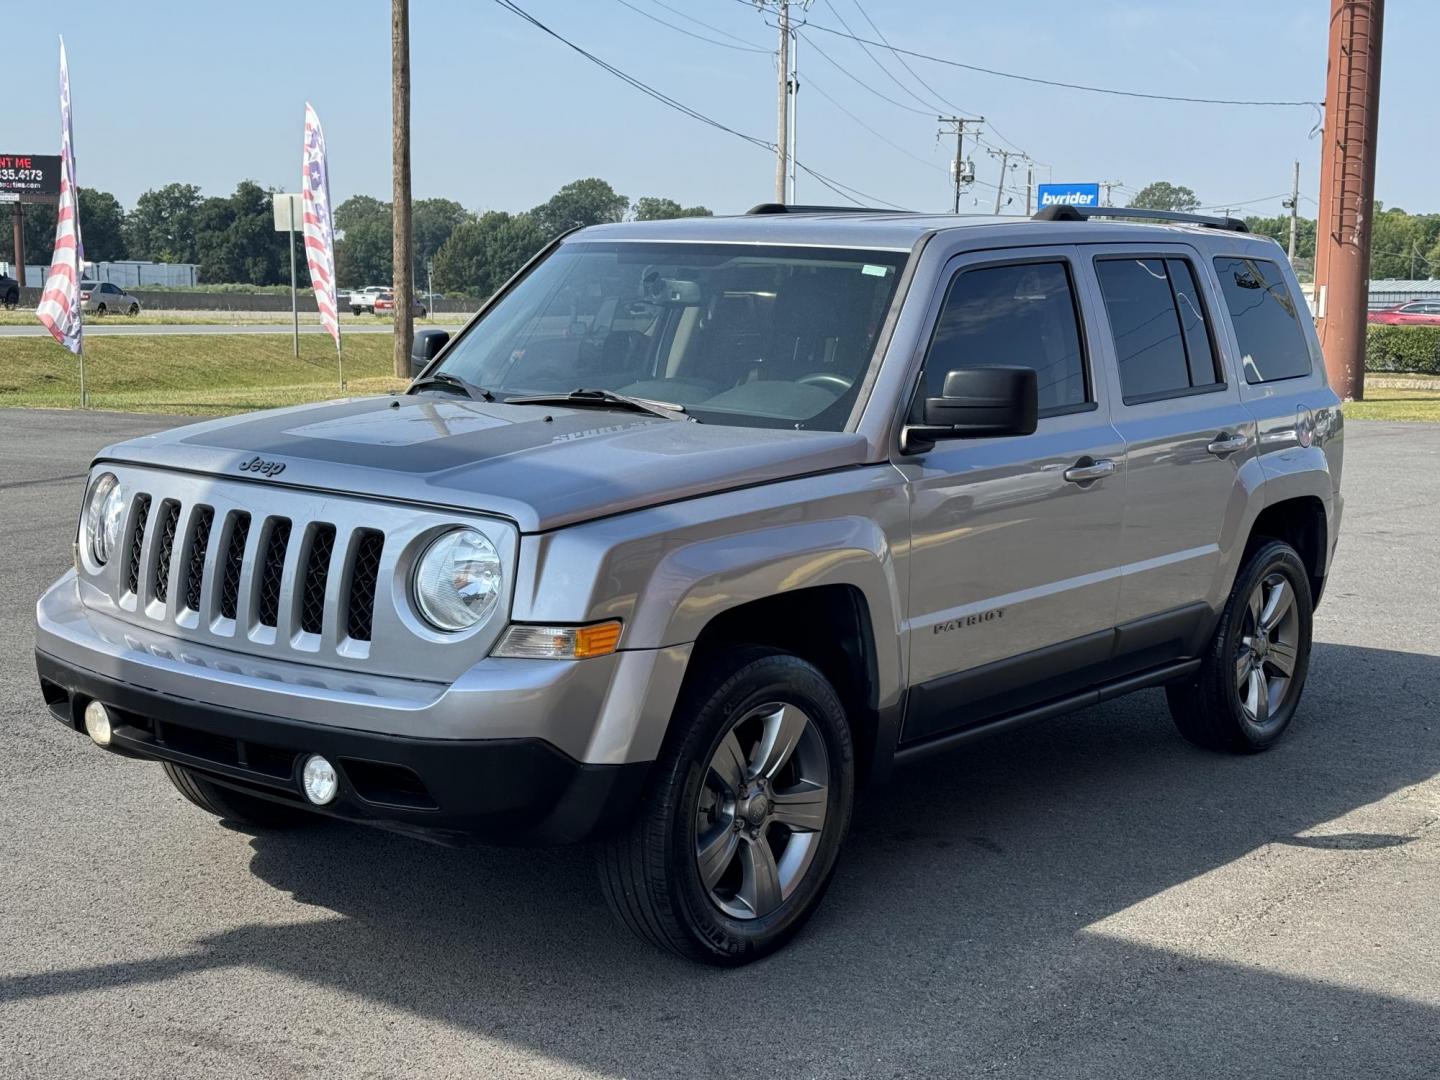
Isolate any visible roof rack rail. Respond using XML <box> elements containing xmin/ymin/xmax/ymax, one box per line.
<box><xmin>1032</xmin><ymin>204</ymin><xmax>1249</xmax><ymax>233</ymax></box>
<box><xmin>745</xmin><ymin>202</ymin><xmax>914</xmax><ymax>216</ymax></box>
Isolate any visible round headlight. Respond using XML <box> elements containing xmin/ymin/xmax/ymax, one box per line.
<box><xmin>412</xmin><ymin>528</ymin><xmax>502</xmax><ymax>632</ymax></box>
<box><xmin>83</xmin><ymin>473</ymin><xmax>125</xmax><ymax>566</ymax></box>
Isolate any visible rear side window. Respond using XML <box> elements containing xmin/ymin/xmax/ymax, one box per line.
<box><xmin>1212</xmin><ymin>257</ymin><xmax>1314</xmax><ymax>383</ymax></box>
<box><xmin>925</xmin><ymin>261</ymin><xmax>1088</xmax><ymax>415</ymax></box>
<box><xmin>1094</xmin><ymin>256</ymin><xmax>1220</xmax><ymax>403</ymax></box>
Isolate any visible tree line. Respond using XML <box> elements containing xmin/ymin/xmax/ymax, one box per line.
<box><xmin>22</xmin><ymin>174</ymin><xmax>1439</xmax><ymax>291</ymax></box>
<box><xmin>1128</xmin><ymin>180</ymin><xmax>1440</xmax><ymax>281</ymax></box>
<box><xmin>17</xmin><ymin>177</ymin><xmax>709</xmax><ymax>296</ymax></box>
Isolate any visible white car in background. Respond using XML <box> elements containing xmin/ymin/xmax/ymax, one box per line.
<box><xmin>349</xmin><ymin>286</ymin><xmax>387</xmax><ymax>315</ymax></box>
<box><xmin>79</xmin><ymin>281</ymin><xmax>141</xmax><ymax>316</ymax></box>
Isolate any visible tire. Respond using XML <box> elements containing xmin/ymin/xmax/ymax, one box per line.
<box><xmin>127</xmin><ymin>303</ymin><xmax>140</xmax><ymax>316</ymax></box>
<box><xmin>2</xmin><ymin>289</ymin><xmax>16</xmax><ymax>309</ymax></box>
<box><xmin>350</xmin><ymin>307</ymin><xmax>362</xmax><ymax>316</ymax></box>
<box><xmin>95</xmin><ymin>303</ymin><xmax>106</xmax><ymax>315</ymax></box>
<box><xmin>1167</xmin><ymin>539</ymin><xmax>1313</xmax><ymax>753</ymax></box>
<box><xmin>162</xmin><ymin>761</ymin><xmax>310</xmax><ymax>828</ymax></box>
<box><xmin>598</xmin><ymin>648</ymin><xmax>855</xmax><ymax>965</ymax></box>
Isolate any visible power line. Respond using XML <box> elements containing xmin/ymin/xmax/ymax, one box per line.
<box><xmin>490</xmin><ymin>0</ymin><xmax>911</xmax><ymax>211</ymax></box>
<box><xmin>804</xmin><ymin>72</ymin><xmax>948</xmax><ymax>176</ymax></box>
<box><xmin>802</xmin><ymin>31</ymin><xmax>931</xmax><ymax>116</ymax></box>
<box><xmin>611</xmin><ymin>0</ymin><xmax>770</xmax><ymax>52</ymax></box>
<box><xmin>820</xmin><ymin>0</ymin><xmax>940</xmax><ymax>114</ymax></box>
<box><xmin>641</xmin><ymin>0</ymin><xmax>768</xmax><ymax>49</ymax></box>
<box><xmin>799</xmin><ymin>19</ymin><xmax>1321</xmax><ymax>107</ymax></box>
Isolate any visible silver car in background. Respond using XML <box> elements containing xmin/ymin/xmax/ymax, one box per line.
<box><xmin>79</xmin><ymin>280</ymin><xmax>141</xmax><ymax>316</ymax></box>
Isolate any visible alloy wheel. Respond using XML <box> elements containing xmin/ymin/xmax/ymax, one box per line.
<box><xmin>1235</xmin><ymin>572</ymin><xmax>1300</xmax><ymax>726</ymax></box>
<box><xmin>694</xmin><ymin>701</ymin><xmax>831</xmax><ymax>920</ymax></box>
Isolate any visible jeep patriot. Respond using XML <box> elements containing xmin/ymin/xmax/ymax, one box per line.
<box><xmin>36</xmin><ymin>203</ymin><xmax>1343</xmax><ymax>964</ymax></box>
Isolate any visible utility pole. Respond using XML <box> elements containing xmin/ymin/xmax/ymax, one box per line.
<box><xmin>10</xmin><ymin>205</ymin><xmax>23</xmax><ymax>298</ymax></box>
<box><xmin>391</xmin><ymin>0</ymin><xmax>414</xmax><ymax>379</ymax></box>
<box><xmin>1025</xmin><ymin>159</ymin><xmax>1035</xmax><ymax>216</ymax></box>
<box><xmin>1283</xmin><ymin>159</ymin><xmax>1301</xmax><ymax>262</ymax></box>
<box><xmin>788</xmin><ymin>27</ymin><xmax>799</xmax><ymax>202</ymax></box>
<box><xmin>989</xmin><ymin>148</ymin><xmax>1012</xmax><ymax>215</ymax></box>
<box><xmin>1315</xmin><ymin>0</ymin><xmax>1384</xmax><ymax>402</ymax></box>
<box><xmin>1100</xmin><ymin>180</ymin><xmax>1123</xmax><ymax>207</ymax></box>
<box><xmin>774</xmin><ymin>0</ymin><xmax>789</xmax><ymax>203</ymax></box>
<box><xmin>937</xmin><ymin>116</ymin><xmax>981</xmax><ymax>213</ymax></box>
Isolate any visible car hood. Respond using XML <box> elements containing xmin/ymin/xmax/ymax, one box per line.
<box><xmin>96</xmin><ymin>394</ymin><xmax>872</xmax><ymax>533</ymax></box>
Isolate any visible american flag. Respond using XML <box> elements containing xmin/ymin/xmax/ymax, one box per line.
<box><xmin>302</xmin><ymin>103</ymin><xmax>340</xmax><ymax>348</ymax></box>
<box><xmin>36</xmin><ymin>38</ymin><xmax>83</xmax><ymax>354</ymax></box>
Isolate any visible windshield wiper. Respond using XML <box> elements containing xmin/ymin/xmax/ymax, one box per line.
<box><xmin>505</xmin><ymin>388</ymin><xmax>697</xmax><ymax>422</ymax></box>
<box><xmin>409</xmin><ymin>371</ymin><xmax>495</xmax><ymax>402</ymax></box>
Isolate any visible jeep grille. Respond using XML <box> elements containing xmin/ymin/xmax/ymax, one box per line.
<box><xmin>76</xmin><ymin>465</ymin><xmax>515</xmax><ymax>681</ymax></box>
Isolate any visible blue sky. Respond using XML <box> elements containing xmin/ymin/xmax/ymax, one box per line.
<box><xmin>7</xmin><ymin>1</ymin><xmax>1434</xmax><ymax>217</ymax></box>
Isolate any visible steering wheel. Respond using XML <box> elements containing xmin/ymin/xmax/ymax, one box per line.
<box><xmin>796</xmin><ymin>372</ymin><xmax>854</xmax><ymax>394</ymax></box>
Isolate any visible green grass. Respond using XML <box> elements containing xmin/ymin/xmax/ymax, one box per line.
<box><xmin>3</xmin><ymin>331</ymin><xmax>1439</xmax><ymax>421</ymax></box>
<box><xmin>0</xmin><ymin>333</ymin><xmax>406</xmax><ymax>414</ymax></box>
<box><xmin>1344</xmin><ymin>385</ymin><xmax>1440</xmax><ymax>422</ymax></box>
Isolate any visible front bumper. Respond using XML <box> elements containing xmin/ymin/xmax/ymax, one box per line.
<box><xmin>34</xmin><ymin>572</ymin><xmax>694</xmax><ymax>845</ymax></box>
<box><xmin>37</xmin><ymin>648</ymin><xmax>647</xmax><ymax>845</ymax></box>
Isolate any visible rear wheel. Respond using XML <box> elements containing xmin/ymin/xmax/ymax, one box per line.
<box><xmin>1167</xmin><ymin>539</ymin><xmax>1313</xmax><ymax>753</ymax></box>
<box><xmin>95</xmin><ymin>302</ymin><xmax>107</xmax><ymax>315</ymax></box>
<box><xmin>162</xmin><ymin>762</ymin><xmax>310</xmax><ymax>828</ymax></box>
<box><xmin>2</xmin><ymin>288</ymin><xmax>17</xmax><ymax>309</ymax></box>
<box><xmin>598</xmin><ymin>649</ymin><xmax>854</xmax><ymax>965</ymax></box>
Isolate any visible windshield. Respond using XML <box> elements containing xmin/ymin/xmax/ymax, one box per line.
<box><xmin>433</xmin><ymin>241</ymin><xmax>909</xmax><ymax>430</ymax></box>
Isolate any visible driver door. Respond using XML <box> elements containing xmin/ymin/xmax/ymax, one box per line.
<box><xmin>895</xmin><ymin>247</ymin><xmax>1127</xmax><ymax>743</ymax></box>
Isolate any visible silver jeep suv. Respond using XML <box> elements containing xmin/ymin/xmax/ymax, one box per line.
<box><xmin>36</xmin><ymin>204</ymin><xmax>1343</xmax><ymax>965</ymax></box>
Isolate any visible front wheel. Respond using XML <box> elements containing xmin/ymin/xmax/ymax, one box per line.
<box><xmin>598</xmin><ymin>649</ymin><xmax>854</xmax><ymax>965</ymax></box>
<box><xmin>2</xmin><ymin>289</ymin><xmax>17</xmax><ymax>309</ymax></box>
<box><xmin>127</xmin><ymin>303</ymin><xmax>140</xmax><ymax>316</ymax></box>
<box><xmin>162</xmin><ymin>761</ymin><xmax>310</xmax><ymax>828</ymax></box>
<box><xmin>1167</xmin><ymin>539</ymin><xmax>1313</xmax><ymax>753</ymax></box>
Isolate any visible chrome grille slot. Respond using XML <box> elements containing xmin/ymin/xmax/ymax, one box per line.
<box><xmin>300</xmin><ymin>524</ymin><xmax>336</xmax><ymax>635</ymax></box>
<box><xmin>256</xmin><ymin>518</ymin><xmax>292</xmax><ymax>629</ymax></box>
<box><xmin>125</xmin><ymin>495</ymin><xmax>151</xmax><ymax>595</ymax></box>
<box><xmin>183</xmin><ymin>507</ymin><xmax>215</xmax><ymax>613</ymax></box>
<box><xmin>151</xmin><ymin>501</ymin><xmax>181</xmax><ymax>605</ymax></box>
<box><xmin>347</xmin><ymin>530</ymin><xmax>384</xmax><ymax>642</ymax></box>
<box><xmin>220</xmin><ymin>513</ymin><xmax>251</xmax><ymax>620</ymax></box>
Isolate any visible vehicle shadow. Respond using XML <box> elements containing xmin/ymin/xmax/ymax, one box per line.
<box><xmin>4</xmin><ymin>641</ymin><xmax>1437</xmax><ymax>1077</ymax></box>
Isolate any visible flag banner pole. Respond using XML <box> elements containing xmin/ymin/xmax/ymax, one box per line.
<box><xmin>301</xmin><ymin>103</ymin><xmax>342</xmax><ymax>388</ymax></box>
<box><xmin>35</xmin><ymin>38</ymin><xmax>86</xmax><ymax>395</ymax></box>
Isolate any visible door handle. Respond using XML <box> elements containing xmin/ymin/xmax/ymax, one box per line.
<box><xmin>1063</xmin><ymin>458</ymin><xmax>1116</xmax><ymax>484</ymax></box>
<box><xmin>1206</xmin><ymin>433</ymin><xmax>1249</xmax><ymax>456</ymax></box>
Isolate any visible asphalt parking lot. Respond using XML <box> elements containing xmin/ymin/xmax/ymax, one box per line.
<box><xmin>1</xmin><ymin>409</ymin><xmax>1437</xmax><ymax>1079</ymax></box>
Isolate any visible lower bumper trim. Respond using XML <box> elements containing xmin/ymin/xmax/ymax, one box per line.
<box><xmin>36</xmin><ymin>648</ymin><xmax>649</xmax><ymax>846</ymax></box>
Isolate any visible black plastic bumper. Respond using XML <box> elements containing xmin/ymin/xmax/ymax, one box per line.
<box><xmin>35</xmin><ymin>649</ymin><xmax>649</xmax><ymax>846</ymax></box>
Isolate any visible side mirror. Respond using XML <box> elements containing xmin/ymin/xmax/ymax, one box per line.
<box><xmin>410</xmin><ymin>329</ymin><xmax>450</xmax><ymax>377</ymax></box>
<box><xmin>901</xmin><ymin>366</ymin><xmax>1038</xmax><ymax>454</ymax></box>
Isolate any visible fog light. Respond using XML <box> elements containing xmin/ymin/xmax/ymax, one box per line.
<box><xmin>301</xmin><ymin>754</ymin><xmax>338</xmax><ymax>805</ymax></box>
<box><xmin>83</xmin><ymin>701</ymin><xmax>112</xmax><ymax>746</ymax></box>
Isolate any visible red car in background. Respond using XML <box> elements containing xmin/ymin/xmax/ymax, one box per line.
<box><xmin>1368</xmin><ymin>300</ymin><xmax>1440</xmax><ymax>325</ymax></box>
<box><xmin>372</xmin><ymin>290</ymin><xmax>428</xmax><ymax>318</ymax></box>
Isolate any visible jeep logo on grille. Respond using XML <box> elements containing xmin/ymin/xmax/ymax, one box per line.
<box><xmin>238</xmin><ymin>456</ymin><xmax>287</xmax><ymax>478</ymax></box>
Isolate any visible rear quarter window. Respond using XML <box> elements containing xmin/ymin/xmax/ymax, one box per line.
<box><xmin>1212</xmin><ymin>257</ymin><xmax>1314</xmax><ymax>384</ymax></box>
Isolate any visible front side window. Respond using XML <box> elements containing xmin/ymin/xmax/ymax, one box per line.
<box><xmin>1212</xmin><ymin>257</ymin><xmax>1314</xmax><ymax>384</ymax></box>
<box><xmin>1095</xmin><ymin>256</ymin><xmax>1221</xmax><ymax>402</ymax></box>
<box><xmin>433</xmin><ymin>242</ymin><xmax>908</xmax><ymax>430</ymax></box>
<box><xmin>923</xmin><ymin>261</ymin><xmax>1088</xmax><ymax>415</ymax></box>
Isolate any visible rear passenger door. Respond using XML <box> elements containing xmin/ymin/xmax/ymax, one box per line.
<box><xmin>897</xmin><ymin>247</ymin><xmax>1127</xmax><ymax>743</ymax></box>
<box><xmin>1082</xmin><ymin>245</ymin><xmax>1255</xmax><ymax>645</ymax></box>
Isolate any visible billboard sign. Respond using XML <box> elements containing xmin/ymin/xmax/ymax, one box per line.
<box><xmin>0</xmin><ymin>154</ymin><xmax>62</xmax><ymax>202</ymax></box>
<box><xmin>1036</xmin><ymin>182</ymin><xmax>1100</xmax><ymax>213</ymax></box>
